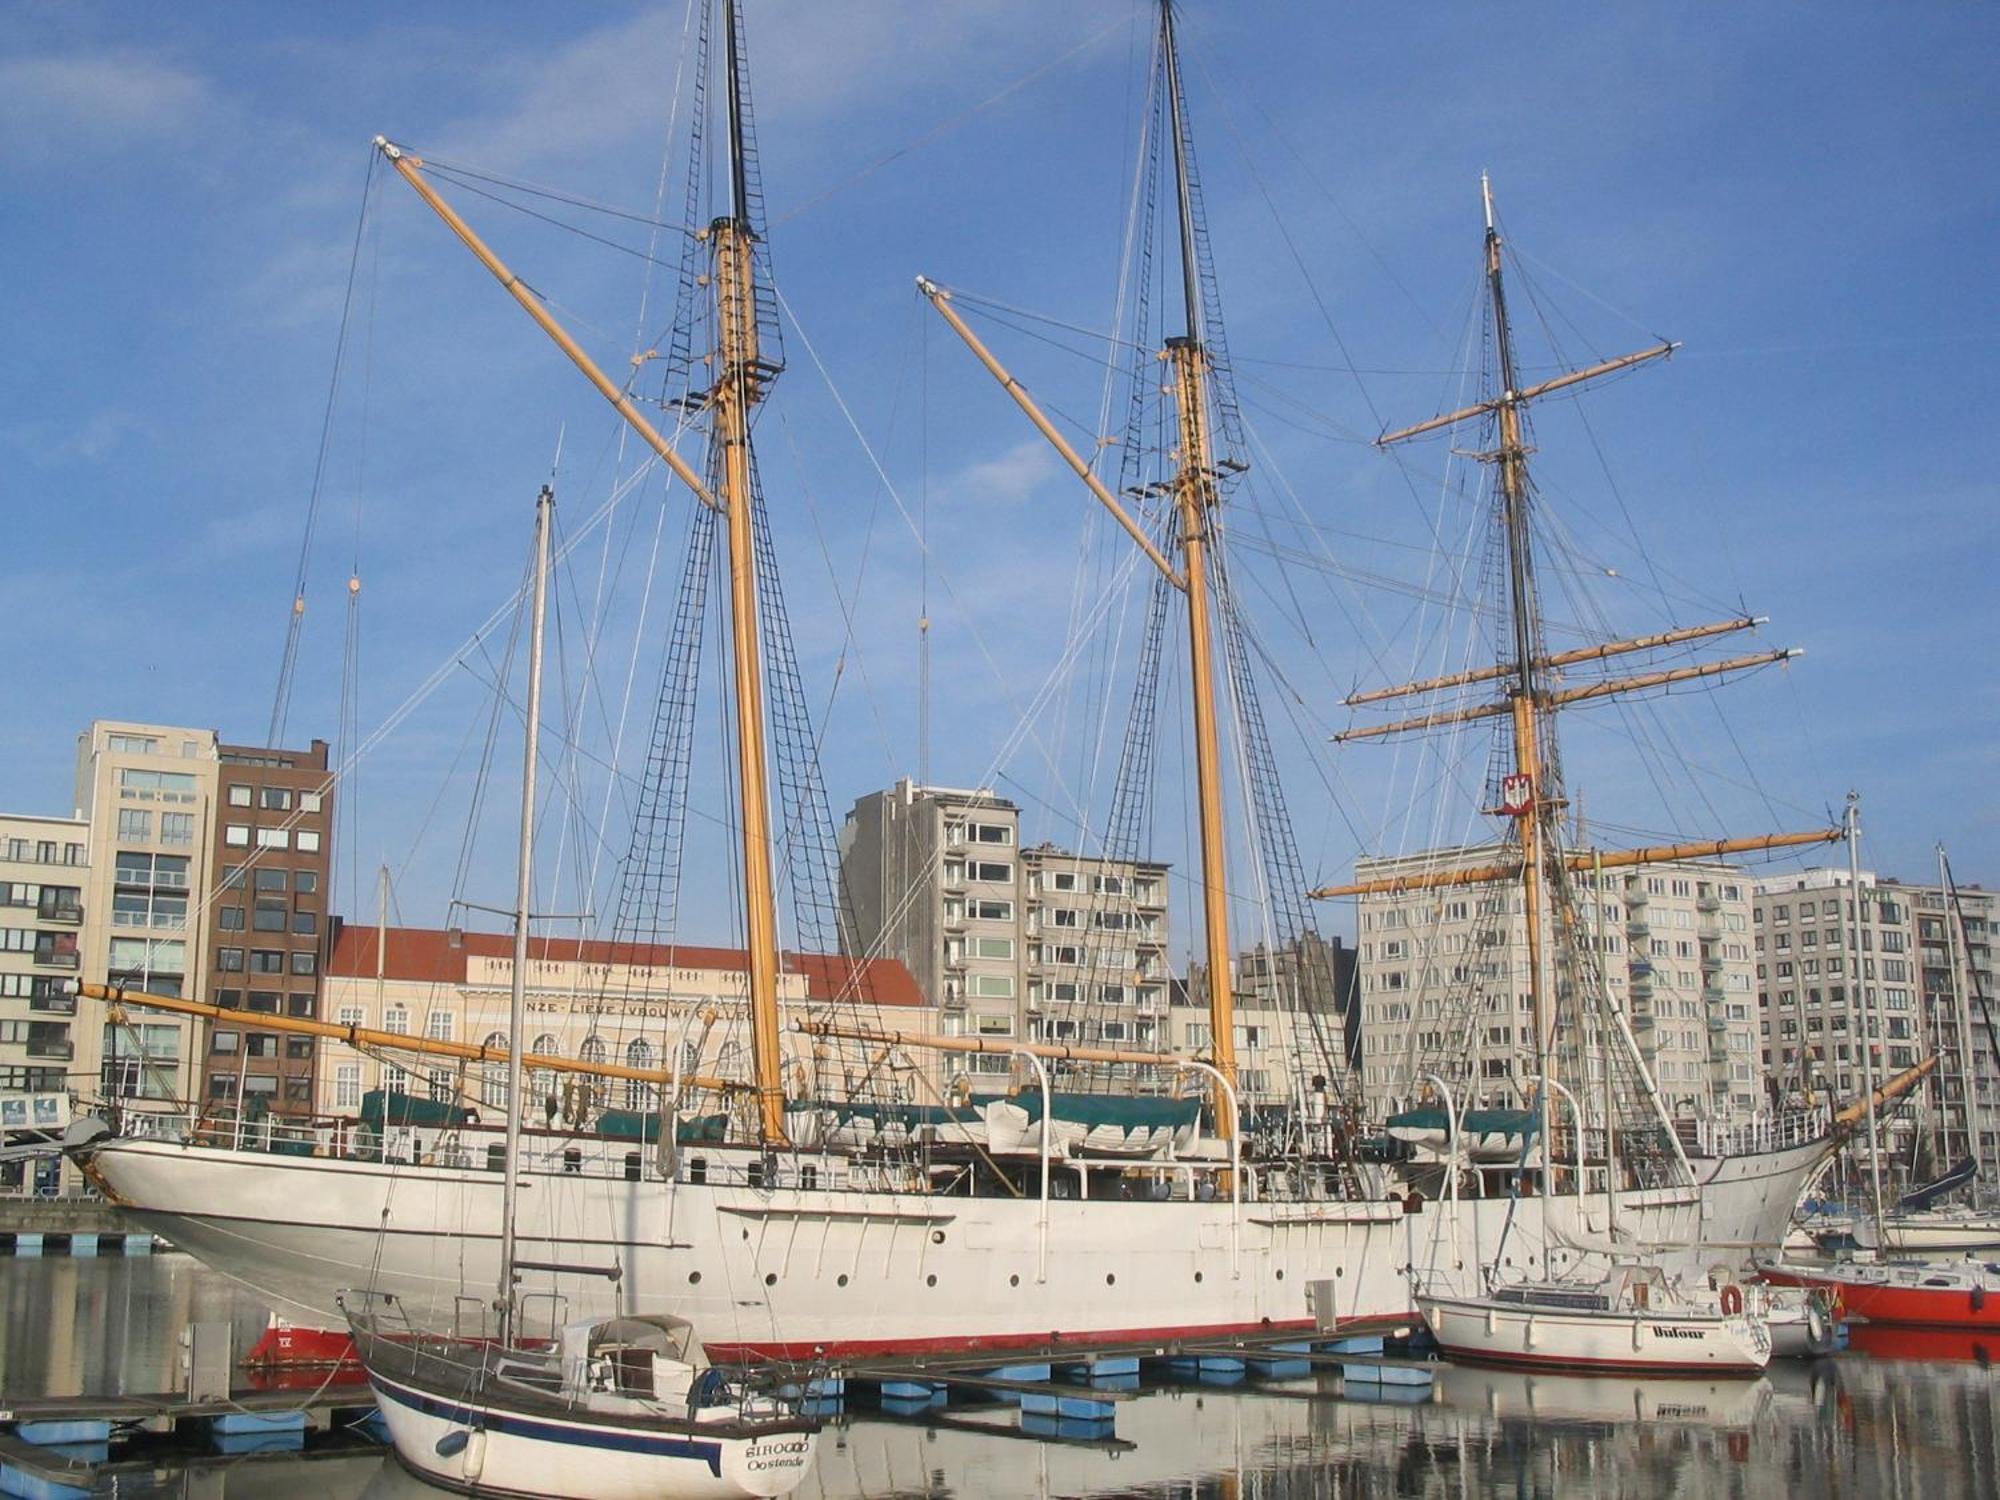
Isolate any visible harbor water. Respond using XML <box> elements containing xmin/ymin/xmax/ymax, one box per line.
<box><xmin>3</xmin><ymin>1255</ymin><xmax>1997</xmax><ymax>1498</ymax></box>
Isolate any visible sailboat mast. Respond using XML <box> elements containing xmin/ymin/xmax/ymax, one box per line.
<box><xmin>1159</xmin><ymin>0</ymin><xmax>1239</xmax><ymax>1141</ymax></box>
<box><xmin>1480</xmin><ymin>176</ymin><xmax>1556</xmax><ymax>1102</ymax></box>
<box><xmin>499</xmin><ymin>485</ymin><xmax>552</xmax><ymax>1341</ymax></box>
<box><xmin>713</xmin><ymin>0</ymin><xmax>788</xmax><ymax>1147</ymax></box>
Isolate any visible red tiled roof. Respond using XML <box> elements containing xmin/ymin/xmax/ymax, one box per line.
<box><xmin>326</xmin><ymin>924</ymin><xmax>925</xmax><ymax>1007</ymax></box>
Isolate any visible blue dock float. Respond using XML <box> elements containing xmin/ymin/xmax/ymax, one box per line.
<box><xmin>973</xmin><ymin>1362</ymin><xmax>1050</xmax><ymax>1400</ymax></box>
<box><xmin>13</xmin><ymin>1424</ymin><xmax>109</xmax><ymax>1450</ymax></box>
<box><xmin>1321</xmin><ymin>1334</ymin><xmax>1385</xmax><ymax>1355</ymax></box>
<box><xmin>1341</xmin><ymin>1359</ymin><xmax>1435</xmax><ymax>1387</ymax></box>
<box><xmin>1248</xmin><ymin>1340</ymin><xmax>1315</xmax><ymax>1378</ymax></box>
<box><xmin>1160</xmin><ymin>1353</ymin><xmax>1246</xmax><ymax>1377</ymax></box>
<box><xmin>878</xmin><ymin>1378</ymin><xmax>944</xmax><ymax>1402</ymax></box>
<box><xmin>209</xmin><ymin>1409</ymin><xmax>308</xmax><ymax>1456</ymax></box>
<box><xmin>1057</xmin><ymin>1355</ymin><xmax>1139</xmax><ymax>1383</ymax></box>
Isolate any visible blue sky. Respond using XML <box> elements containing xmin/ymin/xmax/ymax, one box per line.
<box><xmin>2</xmin><ymin>2</ymin><xmax>1994</xmax><ymax>956</ymax></box>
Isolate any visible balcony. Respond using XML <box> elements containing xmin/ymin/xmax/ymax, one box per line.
<box><xmin>29</xmin><ymin>992</ymin><xmax>76</xmax><ymax>1016</ymax></box>
<box><xmin>1625</xmin><ymin>918</ymin><xmax>1651</xmax><ymax>939</ymax></box>
<box><xmin>38</xmin><ymin>903</ymin><xmax>83</xmax><ymax>926</ymax></box>
<box><xmin>34</xmin><ymin>950</ymin><xmax>80</xmax><ymax>971</ymax></box>
<box><xmin>27</xmin><ymin>1038</ymin><xmax>74</xmax><ymax>1061</ymax></box>
<box><xmin>1697</xmin><ymin>895</ymin><xmax>1722</xmax><ymax>914</ymax></box>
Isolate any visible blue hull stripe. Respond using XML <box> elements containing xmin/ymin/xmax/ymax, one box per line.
<box><xmin>371</xmin><ymin>1371</ymin><xmax>725</xmax><ymax>1476</ymax></box>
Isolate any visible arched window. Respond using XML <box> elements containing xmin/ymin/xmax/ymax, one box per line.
<box><xmin>579</xmin><ymin>1035</ymin><xmax>608</xmax><ymax>1065</ymax></box>
<box><xmin>625</xmin><ymin>1038</ymin><xmax>656</xmax><ymax>1113</ymax></box>
<box><xmin>481</xmin><ymin>1031</ymin><xmax>510</xmax><ymax>1112</ymax></box>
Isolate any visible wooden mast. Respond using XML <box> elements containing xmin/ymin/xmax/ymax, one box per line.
<box><xmin>918</xmin><ymin>0</ymin><xmax>1243</xmax><ymax>1146</ymax></box>
<box><xmin>372</xmin><ymin>0</ymin><xmax>791</xmax><ymax>1148</ymax></box>
<box><xmin>711</xmin><ymin>0</ymin><xmax>788</xmax><ymax>1147</ymax></box>
<box><xmin>1478</xmin><ymin>173</ymin><xmax>1558</xmax><ymax>1090</ymax></box>
<box><xmin>1160</xmin><ymin>0</ymin><xmax>1239</xmax><ymax>1144</ymax></box>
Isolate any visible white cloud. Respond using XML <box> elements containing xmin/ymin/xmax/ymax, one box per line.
<box><xmin>945</xmin><ymin>437</ymin><xmax>1058</xmax><ymax>509</ymax></box>
<box><xmin>0</xmin><ymin>51</ymin><xmax>211</xmax><ymax>167</ymax></box>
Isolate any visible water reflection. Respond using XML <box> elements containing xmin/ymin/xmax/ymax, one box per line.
<box><xmin>8</xmin><ymin>1261</ymin><xmax>1997</xmax><ymax>1499</ymax></box>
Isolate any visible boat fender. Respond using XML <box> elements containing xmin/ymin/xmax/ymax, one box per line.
<box><xmin>1719</xmin><ymin>1284</ymin><xmax>1744</xmax><ymax>1317</ymax></box>
<box><xmin>435</xmin><ymin>1429</ymin><xmax>472</xmax><ymax>1458</ymax></box>
<box><xmin>1973</xmin><ymin>1285</ymin><xmax>1987</xmax><ymax>1312</ymax></box>
<box><xmin>1806</xmin><ymin>1295</ymin><xmax>1831</xmax><ymax>1350</ymax></box>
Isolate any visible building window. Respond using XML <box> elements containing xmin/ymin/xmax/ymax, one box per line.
<box><xmin>250</xmin><ymin>949</ymin><xmax>285</xmax><ymax>974</ymax></box>
<box><xmin>255</xmin><ymin>828</ymin><xmax>290</xmax><ymax>850</ymax></box>
<box><xmin>970</xmin><ymin>974</ymin><xmax>1015</xmax><ymax>998</ymax></box>
<box><xmin>108</xmin><ymin>733</ymin><xmax>160</xmax><ymax>754</ymax></box>
<box><xmin>425</xmin><ymin>1010</ymin><xmax>456</xmax><ymax>1042</ymax></box>
<box><xmin>260</xmin><ymin>787</ymin><xmax>294</xmax><ymax>811</ymax></box>
<box><xmin>211</xmin><ymin>1030</ymin><xmax>240</xmax><ymax>1055</ymax></box>
<box><xmin>292</xmin><ymin>909</ymin><xmax>317</xmax><ymax>936</ymax></box>
<box><xmin>254</xmin><ymin>899</ymin><xmax>288</xmax><ymax>932</ymax></box>
<box><xmin>973</xmin><ymin>936</ymin><xmax>1014</xmax><ymax>960</ymax></box>
<box><xmin>294</xmin><ymin>871</ymin><xmax>318</xmax><ymax>894</ymax></box>
<box><xmin>970</xmin><ymin>861</ymin><xmax>1012</xmax><ymax>884</ymax></box>
<box><xmin>228</xmin><ymin>785</ymin><xmax>252</xmax><ymax>808</ymax></box>
<box><xmin>301</xmin><ymin>792</ymin><xmax>324</xmax><ymax>814</ymax></box>
<box><xmin>297</xmin><ymin>830</ymin><xmax>322</xmax><ymax>854</ymax></box>
<box><xmin>217</xmin><ymin>947</ymin><xmax>244</xmax><ymax>972</ymax></box>
<box><xmin>383</xmin><ymin>1006</ymin><xmax>409</xmax><ymax>1035</ymax></box>
<box><xmin>219</xmin><ymin>906</ymin><xmax>244</xmax><ymax>931</ymax></box>
<box><xmin>159</xmin><ymin>813</ymin><xmax>194</xmax><ymax>847</ymax></box>
<box><xmin>336</xmin><ymin>1004</ymin><xmax>364</xmax><ymax>1028</ymax></box>
<box><xmin>255</xmin><ymin>869</ymin><xmax>287</xmax><ymax>892</ymax></box>
<box><xmin>117</xmin><ymin>809</ymin><xmax>152</xmax><ymax>842</ymax></box>
<box><xmin>290</xmin><ymin>950</ymin><xmax>317</xmax><ymax>976</ymax></box>
<box><xmin>224</xmin><ymin>824</ymin><xmax>250</xmax><ymax>848</ymax></box>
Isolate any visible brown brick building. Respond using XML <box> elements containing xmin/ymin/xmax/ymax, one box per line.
<box><xmin>198</xmin><ymin>740</ymin><xmax>334</xmax><ymax>1116</ymax></box>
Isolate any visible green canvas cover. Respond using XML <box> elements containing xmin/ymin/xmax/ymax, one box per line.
<box><xmin>1003</xmin><ymin>1092</ymin><xmax>1201</xmax><ymax>1132</ymax></box>
<box><xmin>358</xmin><ymin>1089</ymin><xmax>475</xmax><ymax>1129</ymax></box>
<box><xmin>593</xmin><ymin>1110</ymin><xmax>729</xmax><ymax>1145</ymax></box>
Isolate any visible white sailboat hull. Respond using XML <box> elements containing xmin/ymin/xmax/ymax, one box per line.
<box><xmin>369</xmin><ymin>1367</ymin><xmax>815</xmax><ymax>1500</ymax></box>
<box><xmin>80</xmin><ymin>1136</ymin><xmax>1412</xmax><ymax>1358</ymax></box>
<box><xmin>1418</xmin><ymin>1293</ymin><xmax>1771</xmax><ymax>1375</ymax></box>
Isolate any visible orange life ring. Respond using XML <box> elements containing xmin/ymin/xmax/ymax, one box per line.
<box><xmin>1720</xmin><ymin>1283</ymin><xmax>1745</xmax><ymax>1317</ymax></box>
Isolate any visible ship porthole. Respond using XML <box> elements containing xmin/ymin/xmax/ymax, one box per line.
<box><xmin>837</xmin><ymin>1274</ymin><xmax>849</xmax><ymax>1288</ymax></box>
<box><xmin>927</xmin><ymin>1274</ymin><xmax>938</xmax><ymax>1288</ymax></box>
<box><xmin>765</xmin><ymin>1272</ymin><xmax>778</xmax><ymax>1287</ymax></box>
<box><xmin>1010</xmin><ymin>1274</ymin><xmax>1020</xmax><ymax>1287</ymax></box>
<box><xmin>688</xmin><ymin>1271</ymin><xmax>702</xmax><ymax>1285</ymax></box>
<box><xmin>1106</xmin><ymin>1274</ymin><xmax>1116</xmax><ymax>1286</ymax></box>
<box><xmin>1275</xmin><ymin>1269</ymin><xmax>1285</xmax><ymax>1281</ymax></box>
<box><xmin>932</xmin><ymin>1230</ymin><xmax>946</xmax><ymax>1245</ymax></box>
<box><xmin>1194</xmin><ymin>1271</ymin><xmax>1204</xmax><ymax>1284</ymax></box>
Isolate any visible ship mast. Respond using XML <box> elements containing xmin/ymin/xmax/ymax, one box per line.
<box><xmin>497</xmin><ymin>485</ymin><xmax>551</xmax><ymax>1345</ymax></box>
<box><xmin>372</xmin><ymin>0</ymin><xmax>791</xmax><ymax>1148</ymax></box>
<box><xmin>1332</xmin><ymin>179</ymin><xmax>1819</xmax><ymax>1154</ymax></box>
<box><xmin>1159</xmin><ymin>0</ymin><xmax>1240</xmax><ymax>1144</ymax></box>
<box><xmin>918</xmin><ymin>0</ymin><xmax>1241</xmax><ymax>1145</ymax></box>
<box><xmin>710</xmin><ymin>0</ymin><xmax>789</xmax><ymax>1146</ymax></box>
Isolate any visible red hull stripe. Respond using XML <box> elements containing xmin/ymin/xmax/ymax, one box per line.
<box><xmin>242</xmin><ymin>1314</ymin><xmax>1419</xmax><ymax>1367</ymax></box>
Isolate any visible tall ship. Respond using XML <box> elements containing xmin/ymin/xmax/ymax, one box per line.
<box><xmin>70</xmin><ymin>0</ymin><xmax>1412</xmax><ymax>1361</ymax></box>
<box><xmin>1319</xmin><ymin>176</ymin><xmax>1928</xmax><ymax>1290</ymax></box>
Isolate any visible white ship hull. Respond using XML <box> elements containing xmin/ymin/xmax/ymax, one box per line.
<box><xmin>1419</xmin><ymin>1292</ymin><xmax>1771</xmax><ymax>1375</ymax></box>
<box><xmin>79</xmin><ymin>1136</ymin><xmax>1413</xmax><ymax>1359</ymax></box>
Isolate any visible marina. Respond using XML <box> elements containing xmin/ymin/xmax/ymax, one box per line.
<box><xmin>2</xmin><ymin>1</ymin><xmax>1996</xmax><ymax>1497</ymax></box>
<box><xmin>4</xmin><ymin>1257</ymin><xmax>2000</xmax><ymax>1498</ymax></box>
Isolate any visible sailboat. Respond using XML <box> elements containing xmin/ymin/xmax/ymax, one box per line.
<box><xmin>348</xmin><ymin>489</ymin><xmax>819</xmax><ymax>1500</ymax></box>
<box><xmin>69</xmin><ymin>0</ymin><xmax>1411</xmax><ymax>1362</ymax></box>
<box><xmin>1316</xmin><ymin>178</ymin><xmax>1937</xmax><ymax>1294</ymax></box>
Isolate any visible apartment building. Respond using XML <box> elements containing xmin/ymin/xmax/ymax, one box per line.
<box><xmin>314</xmin><ymin>926</ymin><xmax>925</xmax><ymax>1117</ymax></box>
<box><xmin>1170</xmin><ymin>936</ymin><xmax>1359</xmax><ymax>1112</ymax></box>
<box><xmin>1754</xmin><ymin>869</ymin><xmax>1998</xmax><ymax>1183</ymax></box>
<box><xmin>839</xmin><ymin>780</ymin><xmax>1170</xmax><ymax>1082</ymax></box>
<box><xmin>1353</xmin><ymin>843</ymin><xmax>1760</xmax><ymax>1120</ymax></box>
<box><xmin>0</xmin><ymin>814</ymin><xmax>89</xmax><ymax>1192</ymax></box>
<box><xmin>198</xmin><ymin>740</ymin><xmax>334</xmax><ymax>1116</ymax></box>
<box><xmin>74</xmin><ymin>721</ymin><xmax>221</xmax><ymax>1109</ymax></box>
